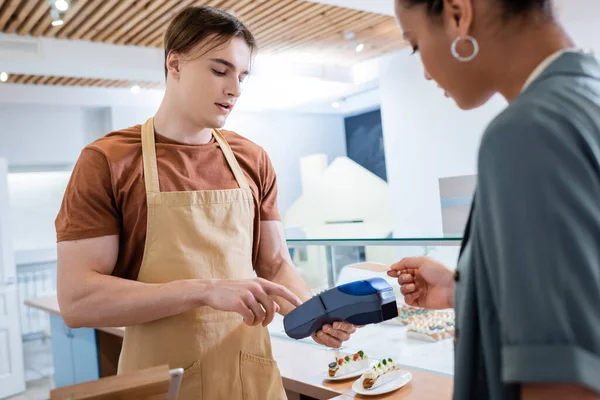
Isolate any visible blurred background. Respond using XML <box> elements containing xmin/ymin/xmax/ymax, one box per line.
<box><xmin>0</xmin><ymin>0</ymin><xmax>596</xmax><ymax>398</ymax></box>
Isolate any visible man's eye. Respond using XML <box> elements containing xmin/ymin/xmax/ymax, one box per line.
<box><xmin>212</xmin><ymin>69</ymin><xmax>226</xmax><ymax>76</ymax></box>
<box><xmin>411</xmin><ymin>46</ymin><xmax>419</xmax><ymax>55</ymax></box>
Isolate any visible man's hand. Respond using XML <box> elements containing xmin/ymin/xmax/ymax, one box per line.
<box><xmin>311</xmin><ymin>321</ymin><xmax>358</xmax><ymax>348</ymax></box>
<box><xmin>202</xmin><ymin>278</ymin><xmax>302</xmax><ymax>327</ymax></box>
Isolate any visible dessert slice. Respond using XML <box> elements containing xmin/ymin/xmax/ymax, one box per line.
<box><xmin>328</xmin><ymin>350</ymin><xmax>369</xmax><ymax>377</ymax></box>
<box><xmin>362</xmin><ymin>358</ymin><xmax>400</xmax><ymax>389</ymax></box>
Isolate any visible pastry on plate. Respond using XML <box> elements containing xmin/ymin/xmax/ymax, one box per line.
<box><xmin>362</xmin><ymin>358</ymin><xmax>399</xmax><ymax>389</ymax></box>
<box><xmin>328</xmin><ymin>350</ymin><xmax>368</xmax><ymax>377</ymax></box>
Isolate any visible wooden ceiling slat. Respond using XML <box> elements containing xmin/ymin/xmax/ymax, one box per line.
<box><xmin>30</xmin><ymin>6</ymin><xmax>56</xmax><ymax>36</ymax></box>
<box><xmin>92</xmin><ymin>0</ymin><xmax>151</xmax><ymax>42</ymax></box>
<box><xmin>282</xmin><ymin>10</ymin><xmax>381</xmax><ymax>49</ymax></box>
<box><xmin>269</xmin><ymin>13</ymin><xmax>385</xmax><ymax>53</ymax></box>
<box><xmin>14</xmin><ymin>74</ymin><xmax>27</xmax><ymax>84</ymax></box>
<box><xmin>142</xmin><ymin>0</ymin><xmax>231</xmax><ymax>47</ymax></box>
<box><xmin>115</xmin><ymin>0</ymin><xmax>175</xmax><ymax>45</ymax></box>
<box><xmin>43</xmin><ymin>0</ymin><xmax>88</xmax><ymax>37</ymax></box>
<box><xmin>132</xmin><ymin>0</ymin><xmax>244</xmax><ymax>47</ymax></box>
<box><xmin>80</xmin><ymin>0</ymin><xmax>137</xmax><ymax>41</ymax></box>
<box><xmin>236</xmin><ymin>0</ymin><xmax>278</xmax><ymax>22</ymax></box>
<box><xmin>66</xmin><ymin>0</ymin><xmax>120</xmax><ymax>40</ymax></box>
<box><xmin>216</xmin><ymin>0</ymin><xmax>243</xmax><ymax>12</ymax></box>
<box><xmin>107</xmin><ymin>0</ymin><xmax>166</xmax><ymax>44</ymax></box>
<box><xmin>256</xmin><ymin>4</ymin><xmax>343</xmax><ymax>44</ymax></box>
<box><xmin>260</xmin><ymin>7</ymin><xmax>355</xmax><ymax>49</ymax></box>
<box><xmin>251</xmin><ymin>2</ymin><xmax>326</xmax><ymax>37</ymax></box>
<box><xmin>1</xmin><ymin>1</ymin><xmax>406</xmax><ymax>67</ymax></box>
<box><xmin>0</xmin><ymin>0</ymin><xmax>20</xmax><ymax>30</ymax></box>
<box><xmin>279</xmin><ymin>14</ymin><xmax>393</xmax><ymax>54</ymax></box>
<box><xmin>45</xmin><ymin>76</ymin><xmax>59</xmax><ymax>85</ymax></box>
<box><xmin>129</xmin><ymin>0</ymin><xmax>197</xmax><ymax>46</ymax></box>
<box><xmin>17</xmin><ymin>0</ymin><xmax>48</xmax><ymax>35</ymax></box>
<box><xmin>23</xmin><ymin>75</ymin><xmax>36</xmax><ymax>84</ymax></box>
<box><xmin>37</xmin><ymin>76</ymin><xmax>52</xmax><ymax>85</ymax></box>
<box><xmin>5</xmin><ymin>73</ymin><xmax>18</xmax><ymax>84</ymax></box>
<box><xmin>234</xmin><ymin>0</ymin><xmax>268</xmax><ymax>18</ymax></box>
<box><xmin>55</xmin><ymin>77</ymin><xmax>69</xmax><ymax>85</ymax></box>
<box><xmin>4</xmin><ymin>0</ymin><xmax>38</xmax><ymax>34</ymax></box>
<box><xmin>54</xmin><ymin>1</ymin><xmax>103</xmax><ymax>39</ymax></box>
<box><xmin>243</xmin><ymin>0</ymin><xmax>299</xmax><ymax>30</ymax></box>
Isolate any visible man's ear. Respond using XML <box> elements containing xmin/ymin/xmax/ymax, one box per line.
<box><xmin>166</xmin><ymin>51</ymin><xmax>182</xmax><ymax>80</ymax></box>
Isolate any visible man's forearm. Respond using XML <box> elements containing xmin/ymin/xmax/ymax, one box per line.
<box><xmin>265</xmin><ymin>261</ymin><xmax>313</xmax><ymax>315</ymax></box>
<box><xmin>59</xmin><ymin>272</ymin><xmax>209</xmax><ymax>328</ymax></box>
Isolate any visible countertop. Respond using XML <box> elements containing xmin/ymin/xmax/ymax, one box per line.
<box><xmin>26</xmin><ymin>295</ymin><xmax>453</xmax><ymax>399</ymax></box>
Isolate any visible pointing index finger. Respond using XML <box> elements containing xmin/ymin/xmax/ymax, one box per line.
<box><xmin>261</xmin><ymin>281</ymin><xmax>303</xmax><ymax>307</ymax></box>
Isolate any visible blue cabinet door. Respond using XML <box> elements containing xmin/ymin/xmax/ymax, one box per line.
<box><xmin>71</xmin><ymin>325</ymin><xmax>100</xmax><ymax>384</ymax></box>
<box><xmin>49</xmin><ymin>315</ymin><xmax>75</xmax><ymax>388</ymax></box>
<box><xmin>49</xmin><ymin>315</ymin><xmax>100</xmax><ymax>387</ymax></box>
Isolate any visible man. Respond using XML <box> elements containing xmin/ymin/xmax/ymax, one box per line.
<box><xmin>55</xmin><ymin>7</ymin><xmax>355</xmax><ymax>399</ymax></box>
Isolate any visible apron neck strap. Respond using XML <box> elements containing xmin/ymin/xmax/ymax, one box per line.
<box><xmin>141</xmin><ymin>118</ymin><xmax>250</xmax><ymax>194</ymax></box>
<box><xmin>141</xmin><ymin>118</ymin><xmax>160</xmax><ymax>194</ymax></box>
<box><xmin>212</xmin><ymin>128</ymin><xmax>250</xmax><ymax>190</ymax></box>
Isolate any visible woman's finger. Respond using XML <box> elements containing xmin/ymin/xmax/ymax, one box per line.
<box><xmin>400</xmin><ymin>283</ymin><xmax>416</xmax><ymax>295</ymax></box>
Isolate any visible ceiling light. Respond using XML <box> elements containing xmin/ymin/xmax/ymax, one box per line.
<box><xmin>344</xmin><ymin>32</ymin><xmax>355</xmax><ymax>41</ymax></box>
<box><xmin>355</xmin><ymin>43</ymin><xmax>364</xmax><ymax>53</ymax></box>
<box><xmin>50</xmin><ymin>8</ymin><xmax>63</xmax><ymax>26</ymax></box>
<box><xmin>54</xmin><ymin>0</ymin><xmax>69</xmax><ymax>11</ymax></box>
<box><xmin>130</xmin><ymin>84</ymin><xmax>140</xmax><ymax>95</ymax></box>
<box><xmin>331</xmin><ymin>101</ymin><xmax>340</xmax><ymax>109</ymax></box>
<box><xmin>0</xmin><ymin>72</ymin><xmax>8</xmax><ymax>82</ymax></box>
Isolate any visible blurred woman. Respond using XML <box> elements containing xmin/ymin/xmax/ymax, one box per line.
<box><xmin>389</xmin><ymin>0</ymin><xmax>600</xmax><ymax>399</ymax></box>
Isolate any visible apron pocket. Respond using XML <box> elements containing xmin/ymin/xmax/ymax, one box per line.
<box><xmin>178</xmin><ymin>360</ymin><xmax>203</xmax><ymax>400</ymax></box>
<box><xmin>240</xmin><ymin>351</ymin><xmax>285</xmax><ymax>400</ymax></box>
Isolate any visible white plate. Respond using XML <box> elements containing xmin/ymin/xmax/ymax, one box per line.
<box><xmin>323</xmin><ymin>360</ymin><xmax>378</xmax><ymax>381</ymax></box>
<box><xmin>351</xmin><ymin>370</ymin><xmax>413</xmax><ymax>396</ymax></box>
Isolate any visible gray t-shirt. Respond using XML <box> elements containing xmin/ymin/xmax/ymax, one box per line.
<box><xmin>454</xmin><ymin>51</ymin><xmax>600</xmax><ymax>399</ymax></box>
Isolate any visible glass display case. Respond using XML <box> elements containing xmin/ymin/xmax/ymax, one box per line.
<box><xmin>286</xmin><ymin>237</ymin><xmax>462</xmax><ymax>294</ymax></box>
<box><xmin>268</xmin><ymin>237</ymin><xmax>463</xmax><ymax>376</ymax></box>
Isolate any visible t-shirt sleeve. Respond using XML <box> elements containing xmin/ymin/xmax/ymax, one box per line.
<box><xmin>259</xmin><ymin>149</ymin><xmax>281</xmax><ymax>221</ymax></box>
<box><xmin>55</xmin><ymin>147</ymin><xmax>121</xmax><ymax>242</ymax></box>
<box><xmin>476</xmin><ymin>106</ymin><xmax>600</xmax><ymax>392</ymax></box>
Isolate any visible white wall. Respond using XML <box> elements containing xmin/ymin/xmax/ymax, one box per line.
<box><xmin>376</xmin><ymin>0</ymin><xmax>600</xmax><ymax>241</ymax></box>
<box><xmin>0</xmin><ymin>104</ymin><xmax>110</xmax><ymax>168</ymax></box>
<box><xmin>108</xmin><ymin>107</ymin><xmax>347</xmax><ymax>215</ymax></box>
<box><xmin>0</xmin><ymin>103</ymin><xmax>346</xmax><ymax>254</ymax></box>
<box><xmin>379</xmin><ymin>51</ymin><xmax>507</xmax><ymax>238</ymax></box>
<box><xmin>109</xmin><ymin>106</ymin><xmax>156</xmax><ymax>131</ymax></box>
<box><xmin>224</xmin><ymin>112</ymin><xmax>347</xmax><ymax>215</ymax></box>
<box><xmin>109</xmin><ymin>108</ymin><xmax>347</xmax><ymax>214</ymax></box>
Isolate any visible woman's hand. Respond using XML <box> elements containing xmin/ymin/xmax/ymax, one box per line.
<box><xmin>387</xmin><ymin>257</ymin><xmax>455</xmax><ymax>309</ymax></box>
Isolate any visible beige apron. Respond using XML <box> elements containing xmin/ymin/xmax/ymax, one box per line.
<box><xmin>117</xmin><ymin>118</ymin><xmax>286</xmax><ymax>400</ymax></box>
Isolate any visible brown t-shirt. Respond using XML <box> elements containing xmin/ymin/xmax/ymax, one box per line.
<box><xmin>55</xmin><ymin>125</ymin><xmax>281</xmax><ymax>280</ymax></box>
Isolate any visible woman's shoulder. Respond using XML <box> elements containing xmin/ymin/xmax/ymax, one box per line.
<box><xmin>482</xmin><ymin>77</ymin><xmax>600</xmax><ymax>156</ymax></box>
